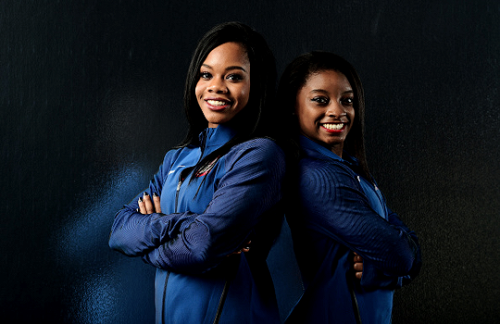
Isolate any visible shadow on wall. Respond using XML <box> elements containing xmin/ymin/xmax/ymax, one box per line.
<box><xmin>50</xmin><ymin>163</ymin><xmax>303</xmax><ymax>323</ymax></box>
<box><xmin>45</xmin><ymin>77</ymin><xmax>184</xmax><ymax>323</ymax></box>
<box><xmin>51</xmin><ymin>163</ymin><xmax>156</xmax><ymax>323</ymax></box>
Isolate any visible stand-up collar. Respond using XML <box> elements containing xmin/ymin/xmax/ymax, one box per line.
<box><xmin>299</xmin><ymin>135</ymin><xmax>358</xmax><ymax>166</ymax></box>
<box><xmin>198</xmin><ymin>124</ymin><xmax>238</xmax><ymax>157</ymax></box>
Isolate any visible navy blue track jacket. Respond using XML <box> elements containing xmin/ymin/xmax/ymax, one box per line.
<box><xmin>285</xmin><ymin>136</ymin><xmax>421</xmax><ymax>324</ymax></box>
<box><xmin>109</xmin><ymin>125</ymin><xmax>285</xmax><ymax>323</ymax></box>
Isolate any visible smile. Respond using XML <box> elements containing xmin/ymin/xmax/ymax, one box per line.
<box><xmin>321</xmin><ymin>123</ymin><xmax>344</xmax><ymax>130</ymax></box>
<box><xmin>206</xmin><ymin>100</ymin><xmax>231</xmax><ymax>106</ymax></box>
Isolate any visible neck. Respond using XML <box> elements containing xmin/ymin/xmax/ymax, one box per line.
<box><xmin>331</xmin><ymin>146</ymin><xmax>343</xmax><ymax>158</ymax></box>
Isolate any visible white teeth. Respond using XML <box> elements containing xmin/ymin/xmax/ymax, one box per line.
<box><xmin>322</xmin><ymin>123</ymin><xmax>344</xmax><ymax>130</ymax></box>
<box><xmin>207</xmin><ymin>100</ymin><xmax>228</xmax><ymax>106</ymax></box>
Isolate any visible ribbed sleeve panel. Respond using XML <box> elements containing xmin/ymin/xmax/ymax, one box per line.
<box><xmin>298</xmin><ymin>159</ymin><xmax>417</xmax><ymax>277</ymax></box>
<box><xmin>109</xmin><ymin>138</ymin><xmax>285</xmax><ymax>274</ymax></box>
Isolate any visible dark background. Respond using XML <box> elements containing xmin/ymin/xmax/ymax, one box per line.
<box><xmin>2</xmin><ymin>0</ymin><xmax>499</xmax><ymax>323</ymax></box>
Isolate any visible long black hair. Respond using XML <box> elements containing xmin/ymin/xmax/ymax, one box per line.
<box><xmin>177</xmin><ymin>21</ymin><xmax>277</xmax><ymax>177</ymax></box>
<box><xmin>276</xmin><ymin>51</ymin><xmax>371</xmax><ymax>181</ymax></box>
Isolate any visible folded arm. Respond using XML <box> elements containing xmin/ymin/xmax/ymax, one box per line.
<box><xmin>109</xmin><ymin>140</ymin><xmax>285</xmax><ymax>274</ymax></box>
<box><xmin>300</xmin><ymin>162</ymin><xmax>420</xmax><ymax>278</ymax></box>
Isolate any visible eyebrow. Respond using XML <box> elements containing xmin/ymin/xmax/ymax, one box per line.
<box><xmin>310</xmin><ymin>89</ymin><xmax>353</xmax><ymax>95</ymax></box>
<box><xmin>201</xmin><ymin>64</ymin><xmax>248</xmax><ymax>73</ymax></box>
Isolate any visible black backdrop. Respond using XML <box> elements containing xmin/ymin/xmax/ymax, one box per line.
<box><xmin>2</xmin><ymin>1</ymin><xmax>499</xmax><ymax>323</ymax></box>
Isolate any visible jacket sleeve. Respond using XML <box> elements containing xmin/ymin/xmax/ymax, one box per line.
<box><xmin>299</xmin><ymin>161</ymin><xmax>420</xmax><ymax>278</ymax></box>
<box><xmin>108</xmin><ymin>150</ymin><xmax>197</xmax><ymax>256</ymax></box>
<box><xmin>387</xmin><ymin>209</ymin><xmax>422</xmax><ymax>284</ymax></box>
<box><xmin>359</xmin><ymin>209</ymin><xmax>422</xmax><ymax>288</ymax></box>
<box><xmin>141</xmin><ymin>140</ymin><xmax>285</xmax><ymax>274</ymax></box>
<box><xmin>111</xmin><ymin>140</ymin><xmax>285</xmax><ymax>274</ymax></box>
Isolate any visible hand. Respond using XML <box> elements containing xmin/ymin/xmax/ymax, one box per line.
<box><xmin>138</xmin><ymin>192</ymin><xmax>248</xmax><ymax>257</ymax></box>
<box><xmin>138</xmin><ymin>191</ymin><xmax>248</xmax><ymax>257</ymax></box>
<box><xmin>228</xmin><ymin>240</ymin><xmax>251</xmax><ymax>257</ymax></box>
<box><xmin>353</xmin><ymin>252</ymin><xmax>363</xmax><ymax>280</ymax></box>
<box><xmin>138</xmin><ymin>192</ymin><xmax>162</xmax><ymax>214</ymax></box>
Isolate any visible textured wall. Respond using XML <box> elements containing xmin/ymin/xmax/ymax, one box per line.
<box><xmin>1</xmin><ymin>0</ymin><xmax>499</xmax><ymax>323</ymax></box>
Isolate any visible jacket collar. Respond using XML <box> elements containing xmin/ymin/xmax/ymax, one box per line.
<box><xmin>299</xmin><ymin>135</ymin><xmax>358</xmax><ymax>166</ymax></box>
<box><xmin>198</xmin><ymin>124</ymin><xmax>238</xmax><ymax>157</ymax></box>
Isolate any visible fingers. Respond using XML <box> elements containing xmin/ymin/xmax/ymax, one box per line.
<box><xmin>227</xmin><ymin>241</ymin><xmax>252</xmax><ymax>257</ymax></box>
<box><xmin>352</xmin><ymin>252</ymin><xmax>363</xmax><ymax>280</ymax></box>
<box><xmin>142</xmin><ymin>193</ymin><xmax>155</xmax><ymax>214</ymax></box>
<box><xmin>228</xmin><ymin>250</ymin><xmax>242</xmax><ymax>256</ymax></box>
<box><xmin>153</xmin><ymin>192</ymin><xmax>162</xmax><ymax>214</ymax></box>
<box><xmin>353</xmin><ymin>262</ymin><xmax>363</xmax><ymax>272</ymax></box>
<box><xmin>240</xmin><ymin>240</ymin><xmax>251</xmax><ymax>253</ymax></box>
<box><xmin>137</xmin><ymin>192</ymin><xmax>156</xmax><ymax>214</ymax></box>
<box><xmin>353</xmin><ymin>252</ymin><xmax>363</xmax><ymax>263</ymax></box>
<box><xmin>353</xmin><ymin>261</ymin><xmax>363</xmax><ymax>280</ymax></box>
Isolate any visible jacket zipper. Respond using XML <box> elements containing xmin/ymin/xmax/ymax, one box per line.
<box><xmin>161</xmin><ymin>176</ymin><xmax>184</xmax><ymax>324</ymax></box>
<box><xmin>175</xmin><ymin>179</ymin><xmax>182</xmax><ymax>213</ymax></box>
<box><xmin>348</xmin><ymin>275</ymin><xmax>363</xmax><ymax>324</ymax></box>
<box><xmin>351</xmin><ymin>176</ymin><xmax>370</xmax><ymax>323</ymax></box>
<box><xmin>357</xmin><ymin>176</ymin><xmax>386</xmax><ymax>218</ymax></box>
<box><xmin>213</xmin><ymin>279</ymin><xmax>230</xmax><ymax>324</ymax></box>
<box><xmin>160</xmin><ymin>272</ymin><xmax>170</xmax><ymax>324</ymax></box>
<box><xmin>373</xmin><ymin>183</ymin><xmax>387</xmax><ymax>214</ymax></box>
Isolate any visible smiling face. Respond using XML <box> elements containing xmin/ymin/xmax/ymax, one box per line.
<box><xmin>195</xmin><ymin>42</ymin><xmax>251</xmax><ymax>128</ymax></box>
<box><xmin>295</xmin><ymin>69</ymin><xmax>355</xmax><ymax>157</ymax></box>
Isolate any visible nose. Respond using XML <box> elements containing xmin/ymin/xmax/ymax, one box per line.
<box><xmin>326</xmin><ymin>102</ymin><xmax>347</xmax><ymax>118</ymax></box>
<box><xmin>208</xmin><ymin>77</ymin><xmax>228</xmax><ymax>93</ymax></box>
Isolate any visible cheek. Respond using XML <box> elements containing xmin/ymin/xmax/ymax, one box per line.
<box><xmin>349</xmin><ymin>109</ymin><xmax>356</xmax><ymax>125</ymax></box>
<box><xmin>240</xmin><ymin>84</ymin><xmax>250</xmax><ymax>103</ymax></box>
<box><xmin>195</xmin><ymin>82</ymin><xmax>203</xmax><ymax>98</ymax></box>
<box><xmin>297</xmin><ymin>105</ymin><xmax>316</xmax><ymax>127</ymax></box>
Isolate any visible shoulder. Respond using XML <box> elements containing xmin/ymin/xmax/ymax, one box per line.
<box><xmin>160</xmin><ymin>145</ymin><xmax>196</xmax><ymax>171</ymax></box>
<box><xmin>230</xmin><ymin>137</ymin><xmax>285</xmax><ymax>160</ymax></box>
<box><xmin>162</xmin><ymin>147</ymin><xmax>183</xmax><ymax>165</ymax></box>
<box><xmin>223</xmin><ymin>137</ymin><xmax>286</xmax><ymax>173</ymax></box>
<box><xmin>299</xmin><ymin>156</ymin><xmax>349</xmax><ymax>175</ymax></box>
<box><xmin>299</xmin><ymin>156</ymin><xmax>358</xmax><ymax>188</ymax></box>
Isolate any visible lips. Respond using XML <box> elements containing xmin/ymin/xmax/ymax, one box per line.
<box><xmin>321</xmin><ymin>123</ymin><xmax>345</xmax><ymax>132</ymax></box>
<box><xmin>205</xmin><ymin>98</ymin><xmax>232</xmax><ymax>111</ymax></box>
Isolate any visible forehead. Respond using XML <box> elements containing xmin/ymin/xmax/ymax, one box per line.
<box><xmin>303</xmin><ymin>70</ymin><xmax>352</xmax><ymax>92</ymax></box>
<box><xmin>203</xmin><ymin>42</ymin><xmax>250</xmax><ymax>67</ymax></box>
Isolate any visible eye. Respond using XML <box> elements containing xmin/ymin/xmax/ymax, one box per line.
<box><xmin>226</xmin><ymin>73</ymin><xmax>243</xmax><ymax>81</ymax></box>
<box><xmin>311</xmin><ymin>97</ymin><xmax>329</xmax><ymax>105</ymax></box>
<box><xmin>199</xmin><ymin>72</ymin><xmax>212</xmax><ymax>80</ymax></box>
<box><xmin>341</xmin><ymin>97</ymin><xmax>354</xmax><ymax>106</ymax></box>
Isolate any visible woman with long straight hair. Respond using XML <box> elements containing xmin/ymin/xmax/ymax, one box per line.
<box><xmin>278</xmin><ymin>51</ymin><xmax>422</xmax><ymax>324</ymax></box>
<box><xmin>109</xmin><ymin>22</ymin><xmax>284</xmax><ymax>324</ymax></box>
